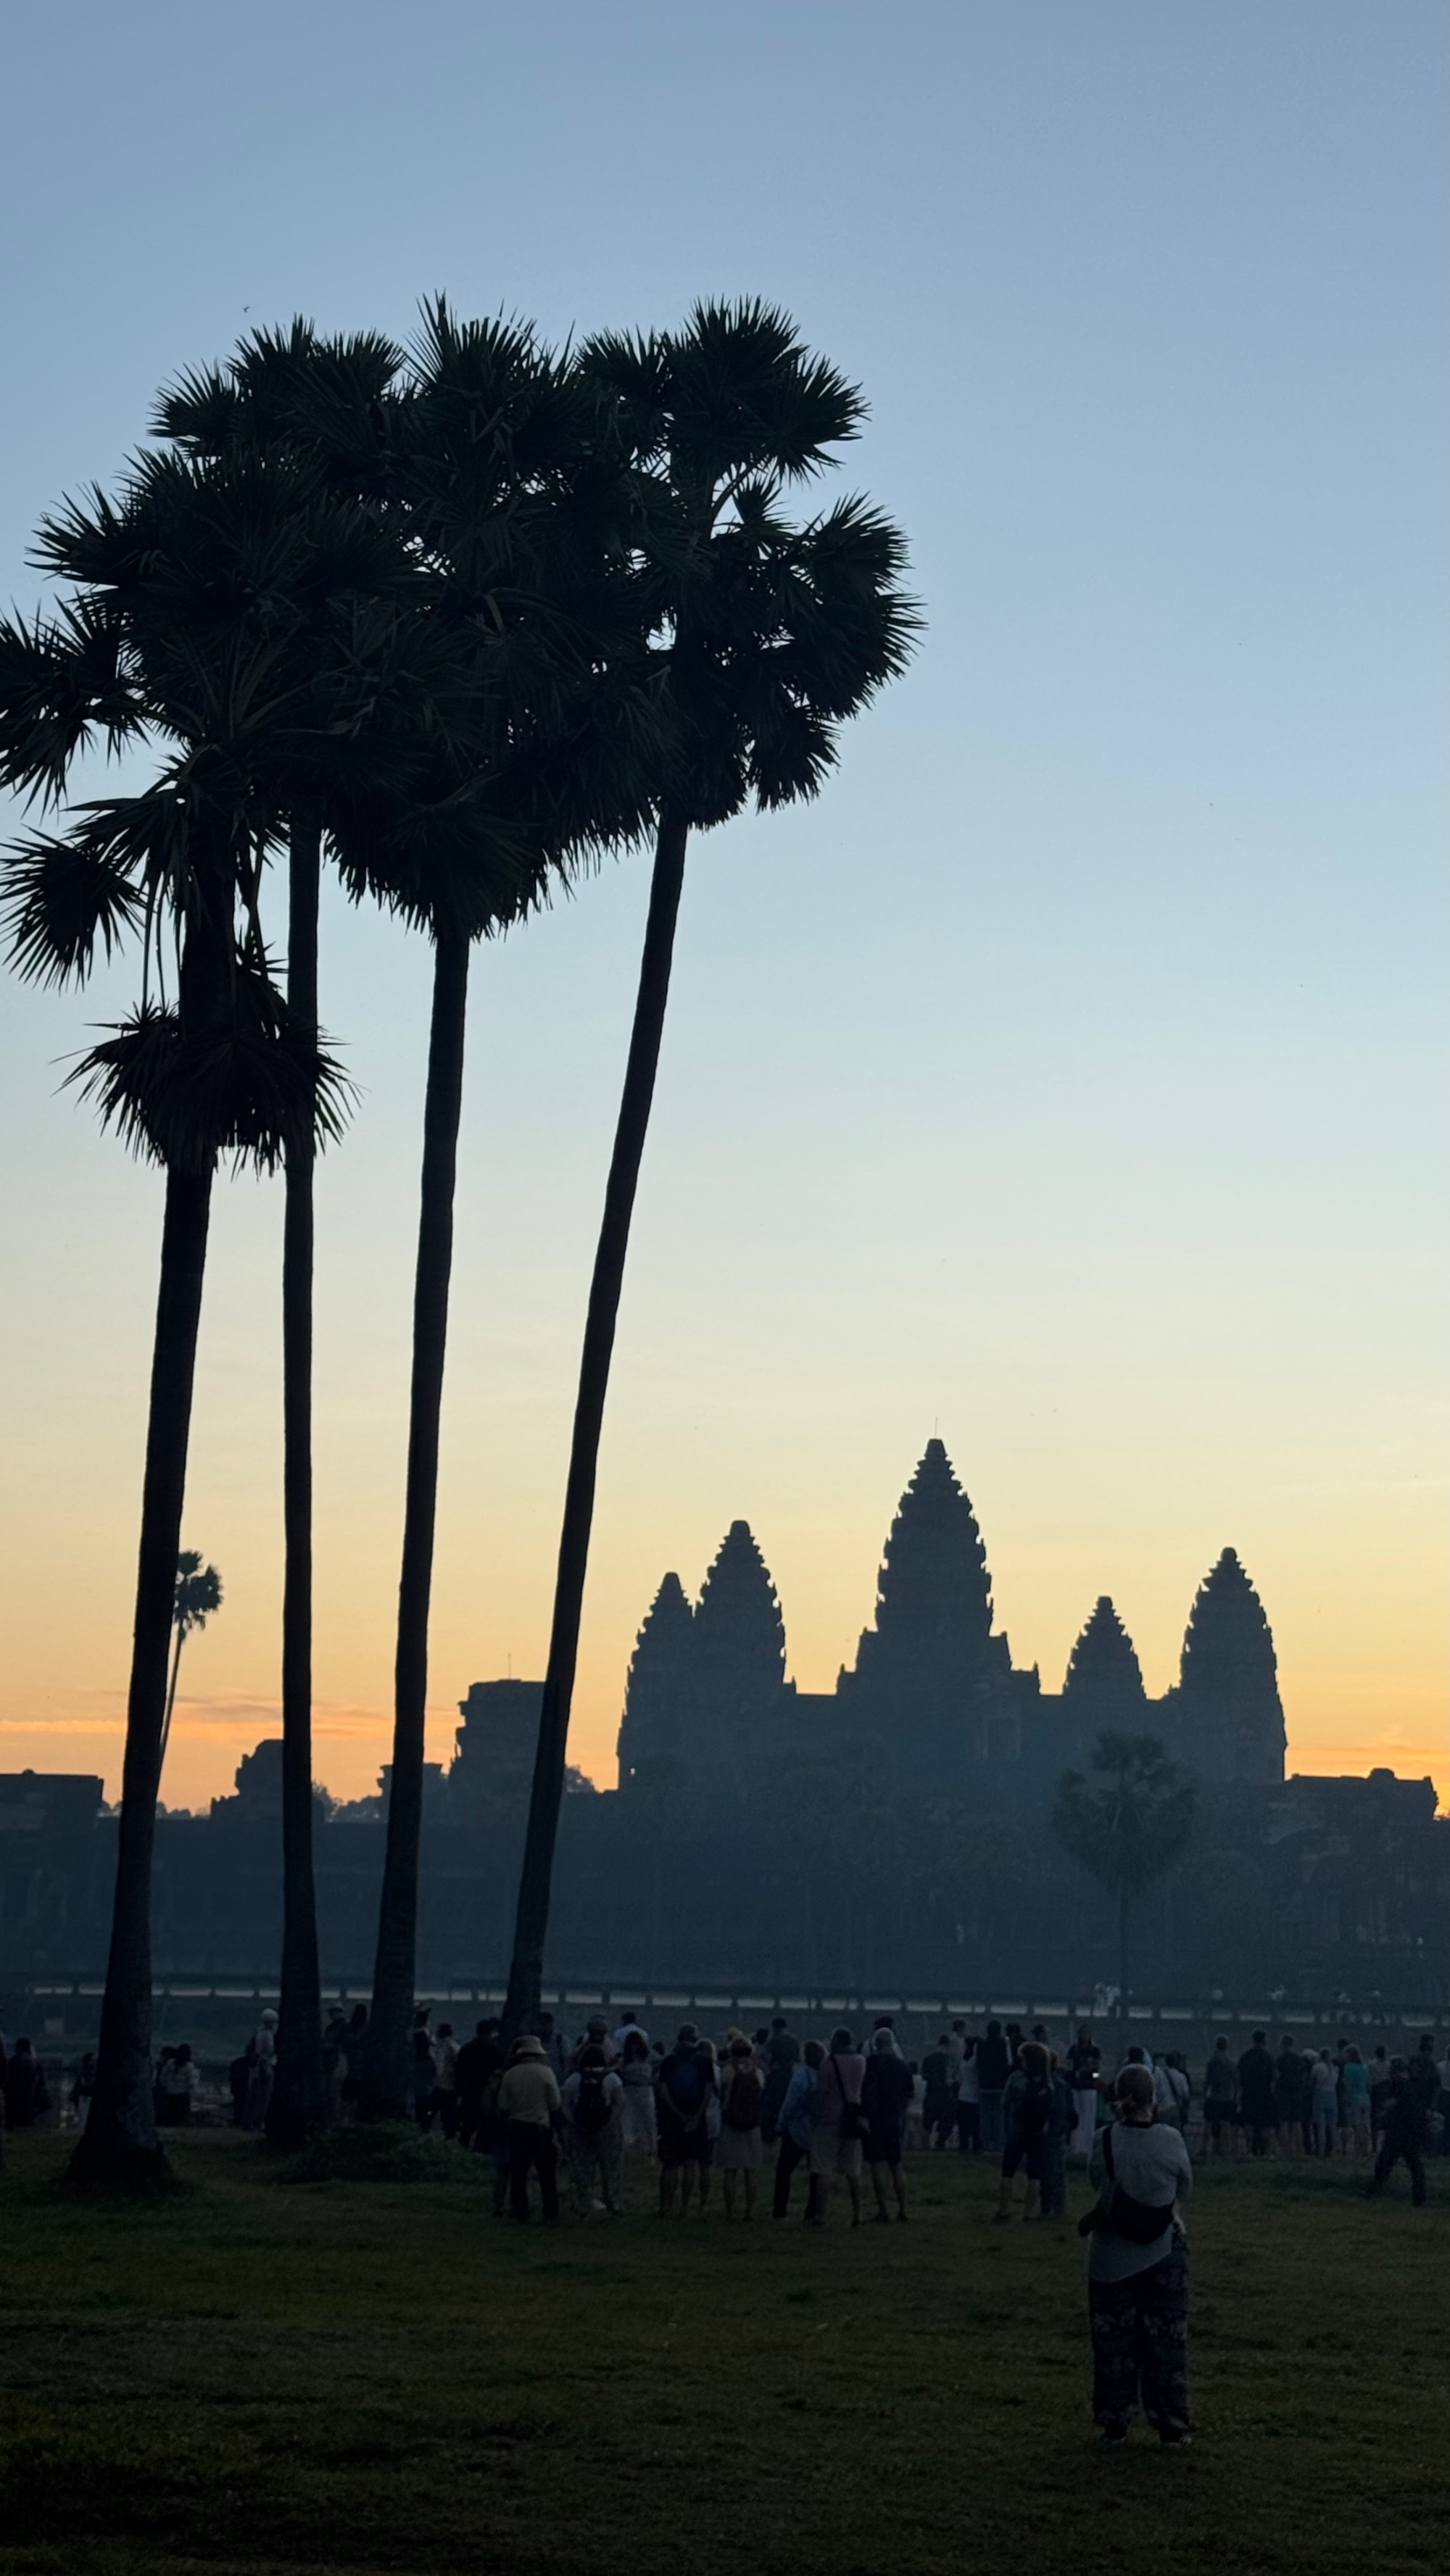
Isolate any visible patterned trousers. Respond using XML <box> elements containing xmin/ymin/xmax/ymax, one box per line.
<box><xmin>1088</xmin><ymin>2235</ymin><xmax>1189</xmax><ymax>2435</ymax></box>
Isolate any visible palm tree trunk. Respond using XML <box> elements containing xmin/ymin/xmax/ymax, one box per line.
<box><xmin>70</xmin><ymin>1166</ymin><xmax>213</xmax><ymax>2184</ymax></box>
<box><xmin>157</xmin><ymin>1619</ymin><xmax>186</xmax><ymax>1790</ymax></box>
<box><xmin>269</xmin><ymin>809</ymin><xmax>327</xmax><ymax>2148</ymax></box>
<box><xmin>361</xmin><ymin>923</ymin><xmax>470</xmax><ymax>2119</ymax></box>
<box><xmin>502</xmin><ymin>809</ymin><xmax>690</xmax><ymax>2043</ymax></box>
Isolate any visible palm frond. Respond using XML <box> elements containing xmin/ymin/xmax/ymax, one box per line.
<box><xmin>0</xmin><ymin>826</ymin><xmax>145</xmax><ymax>984</ymax></box>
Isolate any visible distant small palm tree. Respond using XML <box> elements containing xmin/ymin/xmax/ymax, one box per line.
<box><xmin>1052</xmin><ymin>1732</ymin><xmax>1196</xmax><ymax>2013</ymax></box>
<box><xmin>157</xmin><ymin>1550</ymin><xmax>223</xmax><ymax>1792</ymax></box>
<box><xmin>502</xmin><ymin>299</ymin><xmax>919</xmax><ymax>2040</ymax></box>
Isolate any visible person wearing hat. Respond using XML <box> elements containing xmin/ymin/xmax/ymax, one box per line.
<box><xmin>497</xmin><ymin>2035</ymin><xmax>562</xmax><ymax>2222</ymax></box>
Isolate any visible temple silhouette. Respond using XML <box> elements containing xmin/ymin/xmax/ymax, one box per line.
<box><xmin>613</xmin><ymin>1439</ymin><xmax>1287</xmax><ymax>1806</ymax></box>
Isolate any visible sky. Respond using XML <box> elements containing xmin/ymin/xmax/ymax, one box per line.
<box><xmin>0</xmin><ymin>1</ymin><xmax>1445</xmax><ymax>1813</ymax></box>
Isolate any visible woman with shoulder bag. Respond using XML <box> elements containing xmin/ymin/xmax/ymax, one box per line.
<box><xmin>1080</xmin><ymin>2063</ymin><xmax>1193</xmax><ymax>2446</ymax></box>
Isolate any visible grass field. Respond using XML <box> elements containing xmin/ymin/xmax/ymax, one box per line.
<box><xmin>1</xmin><ymin>2128</ymin><xmax>1445</xmax><ymax>2576</ymax></box>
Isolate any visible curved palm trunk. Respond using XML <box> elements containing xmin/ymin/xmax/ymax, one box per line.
<box><xmin>157</xmin><ymin>1619</ymin><xmax>186</xmax><ymax>1790</ymax></box>
<box><xmin>502</xmin><ymin>810</ymin><xmax>689</xmax><ymax>2043</ymax></box>
<box><xmin>361</xmin><ymin>924</ymin><xmax>470</xmax><ymax>2119</ymax></box>
<box><xmin>69</xmin><ymin>1166</ymin><xmax>212</xmax><ymax>2184</ymax></box>
<box><xmin>268</xmin><ymin>810</ymin><xmax>327</xmax><ymax>2148</ymax></box>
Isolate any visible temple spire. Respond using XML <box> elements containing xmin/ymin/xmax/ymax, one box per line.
<box><xmin>689</xmin><ymin>1520</ymin><xmax>788</xmax><ymax>1790</ymax></box>
<box><xmin>1062</xmin><ymin>1596</ymin><xmax>1146</xmax><ymax>1713</ymax></box>
<box><xmin>1178</xmin><ymin>1547</ymin><xmax>1285</xmax><ymax>1784</ymax></box>
<box><xmin>616</xmin><ymin>1570</ymin><xmax>694</xmax><ymax>1790</ymax></box>
<box><xmin>841</xmin><ymin>1440</ymin><xmax>1000</xmax><ymax>1778</ymax></box>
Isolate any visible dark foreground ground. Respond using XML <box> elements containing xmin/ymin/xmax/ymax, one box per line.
<box><xmin>1</xmin><ymin>2129</ymin><xmax>1445</xmax><ymax>2576</ymax></box>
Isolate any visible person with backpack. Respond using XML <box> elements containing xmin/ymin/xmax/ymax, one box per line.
<box><xmin>560</xmin><ymin>2044</ymin><xmax>624</xmax><ymax>2217</ymax></box>
<box><xmin>717</xmin><ymin>2037</ymin><xmax>766</xmax><ymax>2219</ymax></box>
<box><xmin>497</xmin><ymin>2033</ymin><xmax>562</xmax><ymax>2223</ymax></box>
<box><xmin>974</xmin><ymin>2019</ymin><xmax>1011</xmax><ymax>2154</ymax></box>
<box><xmin>772</xmin><ymin>2040</ymin><xmax>824</xmax><ymax>2219</ymax></box>
<box><xmin>995</xmin><ymin>2039</ymin><xmax>1056</xmax><ymax>2222</ymax></box>
<box><xmin>1202</xmin><ymin>2037</ymin><xmax>1238</xmax><ymax>2157</ymax></box>
<box><xmin>862</xmin><ymin>2027</ymin><xmax>914</xmax><ymax>2222</ymax></box>
<box><xmin>656</xmin><ymin>2024</ymin><xmax>715</xmax><ymax>2217</ymax></box>
<box><xmin>1064</xmin><ymin>2027</ymin><xmax>1102</xmax><ymax>2158</ymax></box>
<box><xmin>808</xmin><ymin>2027</ymin><xmax>868</xmax><ymax>2227</ymax></box>
<box><xmin>1082</xmin><ymin>2062</ymin><xmax>1193</xmax><ymax>2444</ymax></box>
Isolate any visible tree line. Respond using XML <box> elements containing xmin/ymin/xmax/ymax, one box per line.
<box><xmin>0</xmin><ymin>299</ymin><xmax>917</xmax><ymax>2185</ymax></box>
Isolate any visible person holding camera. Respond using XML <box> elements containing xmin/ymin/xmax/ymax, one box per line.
<box><xmin>1082</xmin><ymin>2062</ymin><xmax>1193</xmax><ymax>2446</ymax></box>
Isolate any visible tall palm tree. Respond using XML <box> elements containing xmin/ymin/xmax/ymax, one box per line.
<box><xmin>502</xmin><ymin>302</ymin><xmax>919</xmax><ymax>2040</ymax></box>
<box><xmin>154</xmin><ymin>325</ymin><xmax>428</xmax><ymax>2145</ymax></box>
<box><xmin>344</xmin><ymin>308</ymin><xmax>660</xmax><ymax>2121</ymax></box>
<box><xmin>0</xmin><ymin>452</ymin><xmax>361</xmax><ymax>2182</ymax></box>
<box><xmin>157</xmin><ymin>1548</ymin><xmax>223</xmax><ymax>1792</ymax></box>
<box><xmin>1053</xmin><ymin>1732</ymin><xmax>1197</xmax><ymax>2012</ymax></box>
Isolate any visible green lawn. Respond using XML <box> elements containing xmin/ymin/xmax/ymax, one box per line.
<box><xmin>1</xmin><ymin>2129</ymin><xmax>1444</xmax><ymax>2576</ymax></box>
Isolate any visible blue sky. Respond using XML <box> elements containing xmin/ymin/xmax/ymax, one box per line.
<box><xmin>1</xmin><ymin>1</ymin><xmax>1444</xmax><ymax>1803</ymax></box>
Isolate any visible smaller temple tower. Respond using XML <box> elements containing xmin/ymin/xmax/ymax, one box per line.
<box><xmin>1175</xmin><ymin>1547</ymin><xmax>1286</xmax><ymax>1784</ymax></box>
<box><xmin>616</xmin><ymin>1571</ymin><xmax>695</xmax><ymax>1792</ymax></box>
<box><xmin>689</xmin><ymin>1521</ymin><xmax>790</xmax><ymax>1795</ymax></box>
<box><xmin>1061</xmin><ymin>1597</ymin><xmax>1148</xmax><ymax>1734</ymax></box>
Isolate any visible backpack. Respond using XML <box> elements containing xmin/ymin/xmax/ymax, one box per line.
<box><xmin>722</xmin><ymin>2066</ymin><xmax>763</xmax><ymax>2131</ymax></box>
<box><xmin>572</xmin><ymin>2064</ymin><xmax>613</xmax><ymax>2134</ymax></box>
<box><xmin>1017</xmin><ymin>2075</ymin><xmax>1053</xmax><ymax>2140</ymax></box>
<box><xmin>1078</xmin><ymin>2124</ymin><xmax>1175</xmax><ymax>2245</ymax></box>
<box><xmin>662</xmin><ymin>2051</ymin><xmax>706</xmax><ymax>2120</ymax></box>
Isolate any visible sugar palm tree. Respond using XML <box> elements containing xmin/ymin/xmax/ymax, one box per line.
<box><xmin>342</xmin><ymin>307</ymin><xmax>660</xmax><ymax>2119</ymax></box>
<box><xmin>157</xmin><ymin>1548</ymin><xmax>223</xmax><ymax>1792</ymax></box>
<box><xmin>0</xmin><ymin>454</ymin><xmax>358</xmax><ymax>2182</ymax></box>
<box><xmin>502</xmin><ymin>301</ymin><xmax>919</xmax><ymax>2038</ymax></box>
<box><xmin>1053</xmin><ymin>1732</ymin><xmax>1197</xmax><ymax>2013</ymax></box>
<box><xmin>154</xmin><ymin>325</ymin><xmax>433</xmax><ymax>2144</ymax></box>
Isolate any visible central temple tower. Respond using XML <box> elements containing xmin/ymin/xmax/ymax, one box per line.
<box><xmin>837</xmin><ymin>1438</ymin><xmax>1012</xmax><ymax>1780</ymax></box>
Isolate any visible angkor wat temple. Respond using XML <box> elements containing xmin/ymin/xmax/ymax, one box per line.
<box><xmin>615</xmin><ymin>1439</ymin><xmax>1287</xmax><ymax>1809</ymax></box>
<box><xmin>3</xmin><ymin>1442</ymin><xmax>1444</xmax><ymax>2017</ymax></box>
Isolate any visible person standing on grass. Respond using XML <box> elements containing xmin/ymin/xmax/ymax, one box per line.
<box><xmin>561</xmin><ymin>2044</ymin><xmax>624</xmax><ymax>2217</ymax></box>
<box><xmin>243</xmin><ymin>2010</ymin><xmax>278</xmax><ymax>2130</ymax></box>
<box><xmin>611</xmin><ymin>2006</ymin><xmax>648</xmax><ymax>2061</ymax></box>
<box><xmin>863</xmin><ymin>2027</ymin><xmax>914</xmax><ymax>2223</ymax></box>
<box><xmin>532</xmin><ymin>2011</ymin><xmax>570</xmax><ymax>2089</ymax></box>
<box><xmin>808</xmin><ymin>2027</ymin><xmax>868</xmax><ymax>2227</ymax></box>
<box><xmin>656</xmin><ymin>2024</ymin><xmax>713</xmax><ymax>2218</ymax></box>
<box><xmin>3</xmin><ymin>2037</ymin><xmax>49</xmax><ymax>2130</ymax></box>
<box><xmin>773</xmin><ymin>2040</ymin><xmax>824</xmax><ymax>2219</ymax></box>
<box><xmin>1338</xmin><ymin>2045</ymin><xmax>1371</xmax><ymax>2158</ymax></box>
<box><xmin>430</xmin><ymin>2023</ymin><xmax>460</xmax><ymax>2138</ymax></box>
<box><xmin>617</xmin><ymin>2026</ymin><xmax>657</xmax><ymax>2161</ymax></box>
<box><xmin>157</xmin><ymin>2042</ymin><xmax>199</xmax><ymax>2127</ymax></box>
<box><xmin>410</xmin><ymin>2024</ymin><xmax>438</xmax><ymax>2130</ymax></box>
<box><xmin>1366</xmin><ymin>2059</ymin><xmax>1429</xmax><ymax>2207</ymax></box>
<box><xmin>1202</xmin><ymin>2038</ymin><xmax>1238</xmax><ymax>2157</ymax></box>
<box><xmin>1040</xmin><ymin>2053</ymin><xmax>1076</xmax><ymax>2219</ymax></box>
<box><xmin>1273</xmin><ymin>2035</ymin><xmax>1304</xmax><ymax>2155</ymax></box>
<box><xmin>921</xmin><ymin>2034</ymin><xmax>954</xmax><ymax>2147</ymax></box>
<box><xmin>497</xmin><ymin>2033</ymin><xmax>561</xmax><ymax>2223</ymax></box>
<box><xmin>1309</xmin><ymin>2050</ymin><xmax>1338</xmax><ymax>2156</ymax></box>
<box><xmin>717</xmin><ymin>2036</ymin><xmax>765</xmax><ymax>2220</ymax></box>
<box><xmin>1085</xmin><ymin>2062</ymin><xmax>1193</xmax><ymax>2446</ymax></box>
<box><xmin>1064</xmin><ymin>2027</ymin><xmax>1101</xmax><ymax>2159</ymax></box>
<box><xmin>995</xmin><ymin>2039</ymin><xmax>1054</xmax><ymax>2222</ymax></box>
<box><xmin>976</xmin><ymin>2019</ymin><xmax>1011</xmax><ymax>2155</ymax></box>
<box><xmin>1238</xmin><ymin>2031</ymin><xmax>1275</xmax><ymax>2156</ymax></box>
<box><xmin>760</xmin><ymin>2016</ymin><xmax>800</xmax><ymax>2145</ymax></box>
<box><xmin>955</xmin><ymin>2033</ymin><xmax>981</xmax><ymax>2153</ymax></box>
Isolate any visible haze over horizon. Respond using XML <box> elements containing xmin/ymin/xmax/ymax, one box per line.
<box><xmin>1</xmin><ymin>1</ymin><xmax>1445</xmax><ymax>1814</ymax></box>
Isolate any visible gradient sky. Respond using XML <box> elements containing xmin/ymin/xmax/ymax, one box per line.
<box><xmin>1</xmin><ymin>1</ymin><xmax>1445</xmax><ymax>1813</ymax></box>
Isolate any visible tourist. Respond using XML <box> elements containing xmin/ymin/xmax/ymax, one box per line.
<box><xmin>610</xmin><ymin>2006</ymin><xmax>649</xmax><ymax>2059</ymax></box>
<box><xmin>1202</xmin><ymin>2038</ymin><xmax>1238</xmax><ymax>2157</ymax></box>
<box><xmin>862</xmin><ymin>2027</ymin><xmax>913</xmax><ymax>2223</ymax></box>
<box><xmin>1153</xmin><ymin>2053</ymin><xmax>1190</xmax><ymax>2130</ymax></box>
<box><xmin>656</xmin><ymin>2024</ymin><xmax>713</xmax><ymax>2217</ymax></box>
<box><xmin>242</xmin><ymin>2009</ymin><xmax>277</xmax><ymax>2130</ymax></box>
<box><xmin>921</xmin><ymin>2034</ymin><xmax>954</xmax><ymax>2148</ymax></box>
<box><xmin>1237</xmin><ymin>2030</ymin><xmax>1275</xmax><ymax>2156</ymax></box>
<box><xmin>759</xmin><ymin>2016</ymin><xmax>800</xmax><ymax>2145</ymax></box>
<box><xmin>617</xmin><ymin>2026</ymin><xmax>658</xmax><ymax>2159</ymax></box>
<box><xmin>1309</xmin><ymin>2050</ymin><xmax>1338</xmax><ymax>2156</ymax></box>
<box><xmin>1274</xmin><ymin>2035</ymin><xmax>1305</xmax><ymax>2155</ymax></box>
<box><xmin>870</xmin><ymin>2014</ymin><xmax>903</xmax><ymax>2057</ymax></box>
<box><xmin>808</xmin><ymin>2026</ymin><xmax>867</xmax><ymax>2227</ymax></box>
<box><xmin>976</xmin><ymin>2019</ymin><xmax>1011</xmax><ymax>2154</ymax></box>
<box><xmin>1368</xmin><ymin>2045</ymin><xmax>1393</xmax><ymax>2143</ymax></box>
<box><xmin>70</xmin><ymin>2051</ymin><xmax>96</xmax><ymax>2132</ymax></box>
<box><xmin>410</xmin><ymin>2024</ymin><xmax>437</xmax><ymax>2130</ymax></box>
<box><xmin>696</xmin><ymin>2039</ymin><xmax>722</xmax><ymax>2214</ymax></box>
<box><xmin>1040</xmin><ymin>2053</ymin><xmax>1077</xmax><ymax>2218</ymax></box>
<box><xmin>1338</xmin><ymin>2045</ymin><xmax>1371</xmax><ymax>2158</ymax></box>
<box><xmin>560</xmin><ymin>2043</ymin><xmax>624</xmax><ymax>2217</ymax></box>
<box><xmin>497</xmin><ymin>2033</ymin><xmax>561</xmax><ymax>2223</ymax></box>
<box><xmin>455</xmin><ymin>2017</ymin><xmax>503</xmax><ymax>2150</ymax></box>
<box><xmin>322</xmin><ymin>2009</ymin><xmax>350</xmax><ymax>2122</ymax></box>
<box><xmin>1406</xmin><ymin>2035</ymin><xmax>1441</xmax><ymax>2128</ymax></box>
<box><xmin>339</xmin><ymin>2003</ymin><xmax>368</xmax><ymax>2117</ymax></box>
<box><xmin>995</xmin><ymin>2039</ymin><xmax>1055</xmax><ymax>2222</ymax></box>
<box><xmin>774</xmin><ymin>2039</ymin><xmax>824</xmax><ymax>2219</ymax></box>
<box><xmin>571</xmin><ymin>2011</ymin><xmax>616</xmax><ymax>2069</ymax></box>
<box><xmin>905</xmin><ymin>2059</ymin><xmax>926</xmax><ymax>2153</ymax></box>
<box><xmin>156</xmin><ymin>2042</ymin><xmax>199</xmax><ymax>2127</ymax></box>
<box><xmin>1084</xmin><ymin>2063</ymin><xmax>1193</xmax><ymax>2446</ymax></box>
<box><xmin>431</xmin><ymin>2022</ymin><xmax>460</xmax><ymax>2137</ymax></box>
<box><xmin>532</xmin><ymin>2011</ymin><xmax>569</xmax><ymax>2088</ymax></box>
<box><xmin>717</xmin><ymin>2036</ymin><xmax>766</xmax><ymax>2220</ymax></box>
<box><xmin>1064</xmin><ymin>2026</ymin><xmax>1102</xmax><ymax>2159</ymax></box>
<box><xmin>1366</xmin><ymin>2058</ymin><xmax>1428</xmax><ymax>2209</ymax></box>
<box><xmin>954</xmin><ymin>2032</ymin><xmax>981</xmax><ymax>2152</ymax></box>
<box><xmin>4</xmin><ymin>2037</ymin><xmax>49</xmax><ymax>2130</ymax></box>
